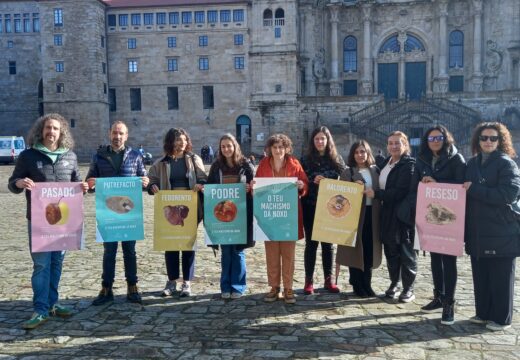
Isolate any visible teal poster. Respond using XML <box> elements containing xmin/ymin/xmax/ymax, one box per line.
<box><xmin>253</xmin><ymin>177</ymin><xmax>298</xmax><ymax>241</ymax></box>
<box><xmin>203</xmin><ymin>184</ymin><xmax>247</xmax><ymax>245</ymax></box>
<box><xmin>95</xmin><ymin>177</ymin><xmax>144</xmax><ymax>242</ymax></box>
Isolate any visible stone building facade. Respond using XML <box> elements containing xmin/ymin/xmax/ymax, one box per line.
<box><xmin>1</xmin><ymin>0</ymin><xmax>519</xmax><ymax>159</ymax></box>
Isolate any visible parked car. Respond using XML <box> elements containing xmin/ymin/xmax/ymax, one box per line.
<box><xmin>0</xmin><ymin>136</ymin><xmax>25</xmax><ymax>164</ymax></box>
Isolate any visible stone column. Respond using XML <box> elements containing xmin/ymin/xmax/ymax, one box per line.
<box><xmin>436</xmin><ymin>0</ymin><xmax>449</xmax><ymax>93</ymax></box>
<box><xmin>398</xmin><ymin>32</ymin><xmax>407</xmax><ymax>99</ymax></box>
<box><xmin>329</xmin><ymin>4</ymin><xmax>341</xmax><ymax>96</ymax></box>
<box><xmin>361</xmin><ymin>3</ymin><xmax>373</xmax><ymax>95</ymax></box>
<box><xmin>472</xmin><ymin>0</ymin><xmax>484</xmax><ymax>92</ymax></box>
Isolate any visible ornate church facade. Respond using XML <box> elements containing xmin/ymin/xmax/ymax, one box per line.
<box><xmin>1</xmin><ymin>0</ymin><xmax>519</xmax><ymax>158</ymax></box>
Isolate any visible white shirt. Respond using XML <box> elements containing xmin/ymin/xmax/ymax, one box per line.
<box><xmin>359</xmin><ymin>168</ymin><xmax>372</xmax><ymax>206</ymax></box>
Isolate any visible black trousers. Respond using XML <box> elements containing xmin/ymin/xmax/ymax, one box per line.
<box><xmin>471</xmin><ymin>256</ymin><xmax>516</xmax><ymax>325</ymax></box>
<box><xmin>349</xmin><ymin>206</ymin><xmax>374</xmax><ymax>292</ymax></box>
<box><xmin>303</xmin><ymin>204</ymin><xmax>334</xmax><ymax>279</ymax></box>
<box><xmin>383</xmin><ymin>237</ymin><xmax>417</xmax><ymax>291</ymax></box>
<box><xmin>165</xmin><ymin>251</ymin><xmax>195</xmax><ymax>281</ymax></box>
<box><xmin>430</xmin><ymin>252</ymin><xmax>457</xmax><ymax>301</ymax></box>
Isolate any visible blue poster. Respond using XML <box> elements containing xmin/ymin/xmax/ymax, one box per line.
<box><xmin>203</xmin><ymin>184</ymin><xmax>247</xmax><ymax>245</ymax></box>
<box><xmin>253</xmin><ymin>177</ymin><xmax>298</xmax><ymax>241</ymax></box>
<box><xmin>95</xmin><ymin>177</ymin><xmax>144</xmax><ymax>242</ymax></box>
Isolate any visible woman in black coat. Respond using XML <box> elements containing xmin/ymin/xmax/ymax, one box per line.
<box><xmin>411</xmin><ymin>125</ymin><xmax>465</xmax><ymax>325</ymax></box>
<box><xmin>463</xmin><ymin>122</ymin><xmax>520</xmax><ymax>331</ymax></box>
<box><xmin>206</xmin><ymin>134</ymin><xmax>255</xmax><ymax>299</ymax></box>
<box><xmin>371</xmin><ymin>131</ymin><xmax>416</xmax><ymax>303</ymax></box>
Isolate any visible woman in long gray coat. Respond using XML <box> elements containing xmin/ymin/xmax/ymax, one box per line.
<box><xmin>336</xmin><ymin>140</ymin><xmax>382</xmax><ymax>297</ymax></box>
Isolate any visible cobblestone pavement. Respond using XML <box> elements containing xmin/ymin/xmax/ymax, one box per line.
<box><xmin>0</xmin><ymin>165</ymin><xmax>519</xmax><ymax>359</ymax></box>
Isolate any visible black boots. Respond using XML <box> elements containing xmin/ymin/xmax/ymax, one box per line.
<box><xmin>441</xmin><ymin>299</ymin><xmax>455</xmax><ymax>325</ymax></box>
<box><xmin>421</xmin><ymin>289</ymin><xmax>443</xmax><ymax>312</ymax></box>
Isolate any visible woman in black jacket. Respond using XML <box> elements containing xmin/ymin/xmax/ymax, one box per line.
<box><xmin>463</xmin><ymin>122</ymin><xmax>520</xmax><ymax>331</ymax></box>
<box><xmin>206</xmin><ymin>134</ymin><xmax>255</xmax><ymax>299</ymax></box>
<box><xmin>411</xmin><ymin>125</ymin><xmax>465</xmax><ymax>325</ymax></box>
<box><xmin>300</xmin><ymin>126</ymin><xmax>346</xmax><ymax>294</ymax></box>
<box><xmin>371</xmin><ymin>131</ymin><xmax>416</xmax><ymax>303</ymax></box>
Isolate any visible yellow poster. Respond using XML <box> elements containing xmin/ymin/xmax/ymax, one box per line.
<box><xmin>312</xmin><ymin>179</ymin><xmax>364</xmax><ymax>247</ymax></box>
<box><xmin>154</xmin><ymin>190</ymin><xmax>198</xmax><ymax>251</ymax></box>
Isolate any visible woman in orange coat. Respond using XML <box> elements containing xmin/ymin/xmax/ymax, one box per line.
<box><xmin>255</xmin><ymin>134</ymin><xmax>308</xmax><ymax>304</ymax></box>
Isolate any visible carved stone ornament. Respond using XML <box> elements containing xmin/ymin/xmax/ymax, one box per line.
<box><xmin>485</xmin><ymin>40</ymin><xmax>503</xmax><ymax>75</ymax></box>
<box><xmin>312</xmin><ymin>48</ymin><xmax>327</xmax><ymax>80</ymax></box>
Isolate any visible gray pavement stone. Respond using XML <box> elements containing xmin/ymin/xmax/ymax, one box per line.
<box><xmin>1</xmin><ymin>164</ymin><xmax>520</xmax><ymax>359</ymax></box>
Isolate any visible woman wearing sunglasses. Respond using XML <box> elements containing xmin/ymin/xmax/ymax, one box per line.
<box><xmin>411</xmin><ymin>125</ymin><xmax>465</xmax><ymax>325</ymax></box>
<box><xmin>463</xmin><ymin>122</ymin><xmax>520</xmax><ymax>331</ymax></box>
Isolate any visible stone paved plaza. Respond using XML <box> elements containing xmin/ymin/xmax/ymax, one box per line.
<box><xmin>0</xmin><ymin>165</ymin><xmax>519</xmax><ymax>359</ymax></box>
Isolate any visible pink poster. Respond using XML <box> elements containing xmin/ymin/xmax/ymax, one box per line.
<box><xmin>30</xmin><ymin>182</ymin><xmax>84</xmax><ymax>252</ymax></box>
<box><xmin>415</xmin><ymin>182</ymin><xmax>466</xmax><ymax>256</ymax></box>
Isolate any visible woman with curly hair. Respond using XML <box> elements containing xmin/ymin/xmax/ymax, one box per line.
<box><xmin>300</xmin><ymin>126</ymin><xmax>345</xmax><ymax>294</ymax></box>
<box><xmin>148</xmin><ymin>128</ymin><xmax>207</xmax><ymax>298</ymax></box>
<box><xmin>255</xmin><ymin>134</ymin><xmax>308</xmax><ymax>304</ymax></box>
<box><xmin>463</xmin><ymin>122</ymin><xmax>520</xmax><ymax>331</ymax></box>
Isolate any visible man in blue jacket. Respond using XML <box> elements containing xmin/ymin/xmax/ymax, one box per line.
<box><xmin>86</xmin><ymin>121</ymin><xmax>149</xmax><ymax>305</ymax></box>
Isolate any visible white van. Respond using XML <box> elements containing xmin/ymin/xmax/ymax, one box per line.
<box><xmin>0</xmin><ymin>136</ymin><xmax>26</xmax><ymax>164</ymax></box>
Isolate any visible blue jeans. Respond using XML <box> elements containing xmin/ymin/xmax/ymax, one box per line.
<box><xmin>220</xmin><ymin>245</ymin><xmax>246</xmax><ymax>294</ymax></box>
<box><xmin>28</xmin><ymin>222</ymin><xmax>64</xmax><ymax>315</ymax></box>
<box><xmin>102</xmin><ymin>241</ymin><xmax>138</xmax><ymax>287</ymax></box>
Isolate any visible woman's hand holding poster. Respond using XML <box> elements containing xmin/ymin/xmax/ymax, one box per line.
<box><xmin>415</xmin><ymin>182</ymin><xmax>466</xmax><ymax>256</ymax></box>
<box><xmin>253</xmin><ymin>177</ymin><xmax>298</xmax><ymax>241</ymax></box>
<box><xmin>312</xmin><ymin>179</ymin><xmax>364</xmax><ymax>247</ymax></box>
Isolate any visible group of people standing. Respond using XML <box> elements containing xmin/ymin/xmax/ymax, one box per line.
<box><xmin>9</xmin><ymin>113</ymin><xmax>520</xmax><ymax>333</ymax></box>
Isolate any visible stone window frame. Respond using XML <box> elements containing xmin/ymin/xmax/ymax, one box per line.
<box><xmin>234</xmin><ymin>56</ymin><xmax>245</xmax><ymax>70</ymax></box>
<box><xmin>157</xmin><ymin>12</ymin><xmax>167</xmax><ymax>25</ymax></box>
<box><xmin>56</xmin><ymin>83</ymin><xmax>64</xmax><ymax>93</ymax></box>
<box><xmin>169</xmin><ymin>12</ymin><xmax>179</xmax><ymax>25</ymax></box>
<box><xmin>8</xmin><ymin>61</ymin><xmax>16</xmax><ymax>75</ymax></box>
<box><xmin>233</xmin><ymin>9</ymin><xmax>244</xmax><ymax>22</ymax></box>
<box><xmin>119</xmin><ymin>14</ymin><xmax>128</xmax><ymax>27</ymax></box>
<box><xmin>54</xmin><ymin>34</ymin><xmax>63</xmax><ymax>46</ymax></box>
<box><xmin>128</xmin><ymin>60</ymin><xmax>138</xmax><ymax>73</ymax></box>
<box><xmin>199</xmin><ymin>35</ymin><xmax>208</xmax><ymax>47</ymax></box>
<box><xmin>167</xmin><ymin>58</ymin><xmax>178</xmax><ymax>72</ymax></box>
<box><xmin>199</xmin><ymin>57</ymin><xmax>209</xmax><ymax>71</ymax></box>
<box><xmin>182</xmin><ymin>11</ymin><xmax>192</xmax><ymax>24</ymax></box>
<box><xmin>168</xmin><ymin>36</ymin><xmax>177</xmax><ymax>48</ymax></box>
<box><xmin>144</xmin><ymin>13</ymin><xmax>154</xmax><ymax>25</ymax></box>
<box><xmin>195</xmin><ymin>11</ymin><xmax>205</xmax><ymax>24</ymax></box>
<box><xmin>131</xmin><ymin>13</ymin><xmax>141</xmax><ymax>26</ymax></box>
<box><xmin>449</xmin><ymin>30</ymin><xmax>464</xmax><ymax>69</ymax></box>
<box><xmin>343</xmin><ymin>35</ymin><xmax>357</xmax><ymax>73</ymax></box>
<box><xmin>55</xmin><ymin>61</ymin><xmax>64</xmax><ymax>73</ymax></box>
<box><xmin>220</xmin><ymin>10</ymin><xmax>231</xmax><ymax>23</ymax></box>
<box><xmin>207</xmin><ymin>10</ymin><xmax>218</xmax><ymax>24</ymax></box>
<box><xmin>234</xmin><ymin>34</ymin><xmax>243</xmax><ymax>46</ymax></box>
<box><xmin>53</xmin><ymin>9</ymin><xmax>63</xmax><ymax>27</ymax></box>
<box><xmin>128</xmin><ymin>38</ymin><xmax>137</xmax><ymax>49</ymax></box>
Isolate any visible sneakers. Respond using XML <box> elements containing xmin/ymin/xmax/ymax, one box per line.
<box><xmin>264</xmin><ymin>287</ymin><xmax>281</xmax><ymax>302</ymax></box>
<box><xmin>486</xmin><ymin>321</ymin><xmax>511</xmax><ymax>331</ymax></box>
<box><xmin>303</xmin><ymin>278</ymin><xmax>314</xmax><ymax>295</ymax></box>
<box><xmin>398</xmin><ymin>289</ymin><xmax>415</xmax><ymax>303</ymax></box>
<box><xmin>469</xmin><ymin>315</ymin><xmax>487</xmax><ymax>324</ymax></box>
<box><xmin>385</xmin><ymin>283</ymin><xmax>400</xmax><ymax>299</ymax></box>
<box><xmin>221</xmin><ymin>292</ymin><xmax>231</xmax><ymax>299</ymax></box>
<box><xmin>127</xmin><ymin>284</ymin><xmax>142</xmax><ymax>304</ymax></box>
<box><xmin>324</xmin><ymin>276</ymin><xmax>340</xmax><ymax>293</ymax></box>
<box><xmin>284</xmin><ymin>289</ymin><xmax>296</xmax><ymax>304</ymax></box>
<box><xmin>421</xmin><ymin>297</ymin><xmax>443</xmax><ymax>313</ymax></box>
<box><xmin>180</xmin><ymin>282</ymin><xmax>191</xmax><ymax>297</ymax></box>
<box><xmin>162</xmin><ymin>280</ymin><xmax>177</xmax><ymax>297</ymax></box>
<box><xmin>22</xmin><ymin>312</ymin><xmax>48</xmax><ymax>330</ymax></box>
<box><xmin>92</xmin><ymin>287</ymin><xmax>114</xmax><ymax>306</ymax></box>
<box><xmin>440</xmin><ymin>301</ymin><xmax>455</xmax><ymax>326</ymax></box>
<box><xmin>49</xmin><ymin>304</ymin><xmax>72</xmax><ymax>318</ymax></box>
<box><xmin>230</xmin><ymin>292</ymin><xmax>243</xmax><ymax>299</ymax></box>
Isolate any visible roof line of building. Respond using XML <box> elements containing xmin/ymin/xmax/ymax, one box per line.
<box><xmin>102</xmin><ymin>0</ymin><xmax>250</xmax><ymax>9</ymax></box>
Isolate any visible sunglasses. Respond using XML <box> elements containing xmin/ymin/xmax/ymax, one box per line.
<box><xmin>427</xmin><ymin>135</ymin><xmax>445</xmax><ymax>142</ymax></box>
<box><xmin>478</xmin><ymin>135</ymin><xmax>499</xmax><ymax>142</ymax></box>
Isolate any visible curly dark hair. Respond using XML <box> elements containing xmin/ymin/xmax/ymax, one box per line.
<box><xmin>470</xmin><ymin>122</ymin><xmax>517</xmax><ymax>157</ymax></box>
<box><xmin>305</xmin><ymin>126</ymin><xmax>343</xmax><ymax>171</ymax></box>
<box><xmin>216</xmin><ymin>133</ymin><xmax>245</xmax><ymax>168</ymax></box>
<box><xmin>346</xmin><ymin>140</ymin><xmax>375</xmax><ymax>168</ymax></box>
<box><xmin>265</xmin><ymin>133</ymin><xmax>293</xmax><ymax>157</ymax></box>
<box><xmin>418</xmin><ymin>125</ymin><xmax>455</xmax><ymax>157</ymax></box>
<box><xmin>163</xmin><ymin>128</ymin><xmax>193</xmax><ymax>155</ymax></box>
<box><xmin>27</xmin><ymin>113</ymin><xmax>74</xmax><ymax>149</ymax></box>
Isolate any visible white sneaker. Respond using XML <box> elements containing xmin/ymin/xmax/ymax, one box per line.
<box><xmin>221</xmin><ymin>292</ymin><xmax>231</xmax><ymax>299</ymax></box>
<box><xmin>486</xmin><ymin>321</ymin><xmax>511</xmax><ymax>331</ymax></box>
<box><xmin>180</xmin><ymin>282</ymin><xmax>191</xmax><ymax>297</ymax></box>
<box><xmin>162</xmin><ymin>280</ymin><xmax>176</xmax><ymax>297</ymax></box>
<box><xmin>230</xmin><ymin>292</ymin><xmax>242</xmax><ymax>299</ymax></box>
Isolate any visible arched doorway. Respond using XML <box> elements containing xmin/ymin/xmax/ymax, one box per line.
<box><xmin>236</xmin><ymin>115</ymin><xmax>251</xmax><ymax>154</ymax></box>
<box><xmin>377</xmin><ymin>33</ymin><xmax>428</xmax><ymax>100</ymax></box>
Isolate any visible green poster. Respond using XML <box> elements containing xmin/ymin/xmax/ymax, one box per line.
<box><xmin>203</xmin><ymin>184</ymin><xmax>247</xmax><ymax>245</ymax></box>
<box><xmin>253</xmin><ymin>177</ymin><xmax>298</xmax><ymax>241</ymax></box>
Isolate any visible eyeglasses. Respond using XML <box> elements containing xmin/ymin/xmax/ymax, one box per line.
<box><xmin>478</xmin><ymin>135</ymin><xmax>499</xmax><ymax>142</ymax></box>
<box><xmin>427</xmin><ymin>135</ymin><xmax>445</xmax><ymax>143</ymax></box>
